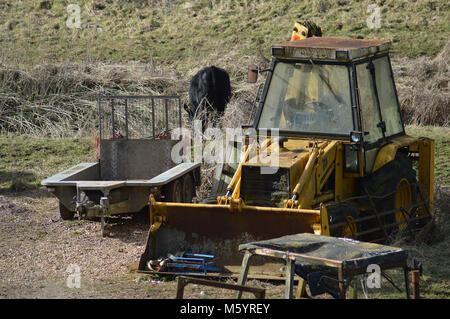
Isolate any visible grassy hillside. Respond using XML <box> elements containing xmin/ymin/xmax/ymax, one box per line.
<box><xmin>0</xmin><ymin>0</ymin><xmax>448</xmax><ymax>135</ymax></box>
<box><xmin>1</xmin><ymin>0</ymin><xmax>449</xmax><ymax>69</ymax></box>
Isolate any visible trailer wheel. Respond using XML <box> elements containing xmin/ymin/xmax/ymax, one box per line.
<box><xmin>59</xmin><ymin>202</ymin><xmax>75</xmax><ymax>220</ymax></box>
<box><xmin>182</xmin><ymin>173</ymin><xmax>195</xmax><ymax>203</ymax></box>
<box><xmin>166</xmin><ymin>179</ymin><xmax>182</xmax><ymax>203</ymax></box>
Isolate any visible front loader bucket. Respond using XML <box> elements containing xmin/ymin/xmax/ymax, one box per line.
<box><xmin>138</xmin><ymin>196</ymin><xmax>328</xmax><ymax>277</ymax></box>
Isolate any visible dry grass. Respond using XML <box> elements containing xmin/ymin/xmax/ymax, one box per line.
<box><xmin>395</xmin><ymin>40</ymin><xmax>450</xmax><ymax>126</ymax></box>
<box><xmin>1</xmin><ymin>41</ymin><xmax>448</xmax><ymax>138</ymax></box>
<box><xmin>0</xmin><ymin>55</ymin><xmax>260</xmax><ymax>137</ymax></box>
<box><xmin>0</xmin><ymin>61</ymin><xmax>188</xmax><ymax>137</ymax></box>
<box><xmin>183</xmin><ymin>93</ymin><xmax>256</xmax><ymax>201</ymax></box>
<box><xmin>386</xmin><ymin>185</ymin><xmax>450</xmax><ymax>298</ymax></box>
<box><xmin>179</xmin><ymin>100</ymin><xmax>249</xmax><ymax>201</ymax></box>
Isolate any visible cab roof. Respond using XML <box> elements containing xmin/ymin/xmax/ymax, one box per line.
<box><xmin>271</xmin><ymin>37</ymin><xmax>391</xmax><ymax>62</ymax></box>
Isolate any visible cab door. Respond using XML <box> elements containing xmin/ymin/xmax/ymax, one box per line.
<box><xmin>355</xmin><ymin>55</ymin><xmax>404</xmax><ymax>174</ymax></box>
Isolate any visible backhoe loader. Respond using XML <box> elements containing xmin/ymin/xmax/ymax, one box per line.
<box><xmin>138</xmin><ymin>38</ymin><xmax>434</xmax><ymax>276</ymax></box>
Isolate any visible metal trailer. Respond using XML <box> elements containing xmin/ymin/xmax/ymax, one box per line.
<box><xmin>42</xmin><ymin>95</ymin><xmax>200</xmax><ymax>236</ymax></box>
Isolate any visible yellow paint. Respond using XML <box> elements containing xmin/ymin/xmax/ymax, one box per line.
<box><xmin>289</xmin><ymin>157</ymin><xmax>306</xmax><ymax>196</ymax></box>
<box><xmin>151</xmin><ymin>199</ymin><xmax>321</xmax><ymax>216</ymax></box>
<box><xmin>293</xmin><ymin>144</ymin><xmax>320</xmax><ymax>197</ymax></box>
<box><xmin>372</xmin><ymin>143</ymin><xmax>397</xmax><ymax>173</ymax></box>
<box><xmin>315</xmin><ymin>141</ymin><xmax>337</xmax><ymax>194</ymax></box>
<box><xmin>334</xmin><ymin>143</ymin><xmax>344</xmax><ymax>202</ymax></box>
<box><xmin>372</xmin><ymin>135</ymin><xmax>421</xmax><ymax>173</ymax></box>
<box><xmin>227</xmin><ymin>139</ymin><xmax>271</xmax><ymax>193</ymax></box>
<box><xmin>232</xmin><ymin>178</ymin><xmax>241</xmax><ymax>199</ymax></box>
<box><xmin>291</xmin><ymin>22</ymin><xmax>310</xmax><ymax>41</ymax></box>
<box><xmin>395</xmin><ymin>178</ymin><xmax>412</xmax><ymax>230</ymax></box>
<box><xmin>341</xmin><ymin>216</ymin><xmax>357</xmax><ymax>238</ymax></box>
<box><xmin>145</xmin><ymin>132</ymin><xmax>435</xmax><ymax>266</ymax></box>
<box><xmin>319</xmin><ymin>204</ymin><xmax>330</xmax><ymax>236</ymax></box>
<box><xmin>312</xmin><ymin>192</ymin><xmax>334</xmax><ymax>206</ymax></box>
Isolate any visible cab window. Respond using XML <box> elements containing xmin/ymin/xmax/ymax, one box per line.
<box><xmin>258</xmin><ymin>61</ymin><xmax>353</xmax><ymax>136</ymax></box>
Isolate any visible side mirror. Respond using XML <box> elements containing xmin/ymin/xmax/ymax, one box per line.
<box><xmin>247</xmin><ymin>65</ymin><xmax>259</xmax><ymax>83</ymax></box>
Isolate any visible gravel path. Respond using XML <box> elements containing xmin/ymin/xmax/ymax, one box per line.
<box><xmin>0</xmin><ymin>194</ymin><xmax>285</xmax><ymax>299</ymax></box>
<box><xmin>0</xmin><ymin>194</ymin><xmax>151</xmax><ymax>298</ymax></box>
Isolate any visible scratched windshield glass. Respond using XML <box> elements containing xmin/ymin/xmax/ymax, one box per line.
<box><xmin>258</xmin><ymin>62</ymin><xmax>353</xmax><ymax>135</ymax></box>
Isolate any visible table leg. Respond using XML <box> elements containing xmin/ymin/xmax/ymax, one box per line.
<box><xmin>176</xmin><ymin>277</ymin><xmax>187</xmax><ymax>299</ymax></box>
<box><xmin>295</xmin><ymin>277</ymin><xmax>307</xmax><ymax>299</ymax></box>
<box><xmin>236</xmin><ymin>252</ymin><xmax>252</xmax><ymax>299</ymax></box>
<box><xmin>404</xmin><ymin>266</ymin><xmax>410</xmax><ymax>299</ymax></box>
<box><xmin>338</xmin><ymin>267</ymin><xmax>346</xmax><ymax>299</ymax></box>
<box><xmin>348</xmin><ymin>278</ymin><xmax>358</xmax><ymax>299</ymax></box>
<box><xmin>285</xmin><ymin>258</ymin><xmax>295</xmax><ymax>299</ymax></box>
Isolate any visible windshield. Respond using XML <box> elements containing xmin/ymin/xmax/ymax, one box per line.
<box><xmin>257</xmin><ymin>61</ymin><xmax>353</xmax><ymax>135</ymax></box>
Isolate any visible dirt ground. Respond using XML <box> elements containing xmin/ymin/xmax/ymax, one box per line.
<box><xmin>1</xmin><ymin>187</ymin><xmax>449</xmax><ymax>299</ymax></box>
<box><xmin>0</xmin><ymin>191</ymin><xmax>287</xmax><ymax>299</ymax></box>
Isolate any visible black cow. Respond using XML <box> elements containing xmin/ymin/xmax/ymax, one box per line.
<box><xmin>184</xmin><ymin>66</ymin><xmax>232</xmax><ymax>130</ymax></box>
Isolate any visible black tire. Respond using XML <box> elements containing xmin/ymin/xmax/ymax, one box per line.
<box><xmin>59</xmin><ymin>202</ymin><xmax>75</xmax><ymax>220</ymax></box>
<box><xmin>134</xmin><ymin>205</ymin><xmax>150</xmax><ymax>223</ymax></box>
<box><xmin>362</xmin><ymin>153</ymin><xmax>418</xmax><ymax>239</ymax></box>
<box><xmin>165</xmin><ymin>179</ymin><xmax>182</xmax><ymax>203</ymax></box>
<box><xmin>181</xmin><ymin>173</ymin><xmax>195</xmax><ymax>203</ymax></box>
<box><xmin>327</xmin><ymin>202</ymin><xmax>360</xmax><ymax>239</ymax></box>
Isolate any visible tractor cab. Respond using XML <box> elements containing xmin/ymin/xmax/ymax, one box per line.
<box><xmin>251</xmin><ymin>37</ymin><xmax>403</xmax><ymax>175</ymax></box>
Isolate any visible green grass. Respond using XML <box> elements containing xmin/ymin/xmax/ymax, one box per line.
<box><xmin>365</xmin><ymin>268</ymin><xmax>450</xmax><ymax>299</ymax></box>
<box><xmin>0</xmin><ymin>126</ymin><xmax>446</xmax><ymax>192</ymax></box>
<box><xmin>1</xmin><ymin>0</ymin><xmax>449</xmax><ymax>70</ymax></box>
<box><xmin>0</xmin><ymin>136</ymin><xmax>94</xmax><ymax>193</ymax></box>
<box><xmin>406</xmin><ymin>125</ymin><xmax>450</xmax><ymax>186</ymax></box>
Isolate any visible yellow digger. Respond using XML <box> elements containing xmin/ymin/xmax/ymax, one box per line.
<box><xmin>138</xmin><ymin>37</ymin><xmax>434</xmax><ymax>276</ymax></box>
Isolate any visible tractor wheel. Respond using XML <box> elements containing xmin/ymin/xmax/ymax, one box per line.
<box><xmin>59</xmin><ymin>202</ymin><xmax>75</xmax><ymax>220</ymax></box>
<box><xmin>362</xmin><ymin>153</ymin><xmax>418</xmax><ymax>238</ymax></box>
<box><xmin>327</xmin><ymin>202</ymin><xmax>359</xmax><ymax>239</ymax></box>
<box><xmin>181</xmin><ymin>173</ymin><xmax>195</xmax><ymax>203</ymax></box>
<box><xmin>165</xmin><ymin>179</ymin><xmax>182</xmax><ymax>203</ymax></box>
<box><xmin>341</xmin><ymin>216</ymin><xmax>358</xmax><ymax>239</ymax></box>
<box><xmin>394</xmin><ymin>178</ymin><xmax>414</xmax><ymax>230</ymax></box>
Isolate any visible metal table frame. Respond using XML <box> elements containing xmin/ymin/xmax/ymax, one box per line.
<box><xmin>236</xmin><ymin>247</ymin><xmax>410</xmax><ymax>299</ymax></box>
<box><xmin>176</xmin><ymin>276</ymin><xmax>266</xmax><ymax>299</ymax></box>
